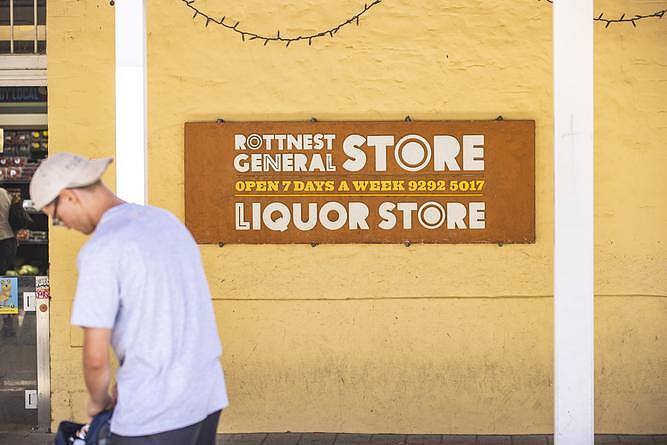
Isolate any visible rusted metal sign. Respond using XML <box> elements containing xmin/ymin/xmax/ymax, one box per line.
<box><xmin>185</xmin><ymin>120</ymin><xmax>535</xmax><ymax>244</ymax></box>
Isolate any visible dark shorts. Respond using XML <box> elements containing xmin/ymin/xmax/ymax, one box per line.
<box><xmin>111</xmin><ymin>410</ymin><xmax>221</xmax><ymax>445</ymax></box>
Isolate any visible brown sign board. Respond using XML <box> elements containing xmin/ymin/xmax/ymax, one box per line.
<box><xmin>185</xmin><ymin>121</ymin><xmax>535</xmax><ymax>244</ymax></box>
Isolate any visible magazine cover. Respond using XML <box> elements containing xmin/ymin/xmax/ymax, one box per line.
<box><xmin>0</xmin><ymin>277</ymin><xmax>19</xmax><ymax>314</ymax></box>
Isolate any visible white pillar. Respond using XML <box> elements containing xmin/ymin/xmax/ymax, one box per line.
<box><xmin>553</xmin><ymin>1</ymin><xmax>594</xmax><ymax>444</ymax></box>
<box><xmin>115</xmin><ymin>0</ymin><xmax>147</xmax><ymax>204</ymax></box>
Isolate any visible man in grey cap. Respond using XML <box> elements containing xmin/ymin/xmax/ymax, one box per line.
<box><xmin>30</xmin><ymin>152</ymin><xmax>228</xmax><ymax>444</ymax></box>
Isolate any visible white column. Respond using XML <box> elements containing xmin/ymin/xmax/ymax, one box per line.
<box><xmin>553</xmin><ymin>1</ymin><xmax>594</xmax><ymax>444</ymax></box>
<box><xmin>115</xmin><ymin>0</ymin><xmax>147</xmax><ymax>204</ymax></box>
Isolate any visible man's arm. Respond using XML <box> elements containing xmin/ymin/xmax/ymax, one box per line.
<box><xmin>83</xmin><ymin>327</ymin><xmax>115</xmax><ymax>417</ymax></box>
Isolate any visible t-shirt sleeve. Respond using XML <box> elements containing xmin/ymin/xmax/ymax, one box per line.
<box><xmin>71</xmin><ymin>245</ymin><xmax>119</xmax><ymax>328</ymax></box>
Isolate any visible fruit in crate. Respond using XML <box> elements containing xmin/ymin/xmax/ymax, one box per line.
<box><xmin>18</xmin><ymin>264</ymin><xmax>39</xmax><ymax>276</ymax></box>
<box><xmin>16</xmin><ymin>229</ymin><xmax>29</xmax><ymax>240</ymax></box>
<box><xmin>5</xmin><ymin>270</ymin><xmax>18</xmax><ymax>277</ymax></box>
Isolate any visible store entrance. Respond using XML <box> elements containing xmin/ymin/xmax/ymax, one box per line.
<box><xmin>0</xmin><ymin>86</ymin><xmax>50</xmax><ymax>431</ymax></box>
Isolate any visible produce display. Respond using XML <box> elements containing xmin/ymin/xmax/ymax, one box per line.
<box><xmin>1</xmin><ymin>129</ymin><xmax>48</xmax><ymax>157</ymax></box>
<box><xmin>1</xmin><ymin>88</ymin><xmax>50</xmax><ymax>278</ymax></box>
<box><xmin>5</xmin><ymin>264</ymin><xmax>41</xmax><ymax>276</ymax></box>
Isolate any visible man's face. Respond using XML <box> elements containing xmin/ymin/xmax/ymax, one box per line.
<box><xmin>42</xmin><ymin>190</ymin><xmax>95</xmax><ymax>235</ymax></box>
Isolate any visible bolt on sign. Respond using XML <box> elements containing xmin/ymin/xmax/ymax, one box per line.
<box><xmin>185</xmin><ymin>121</ymin><xmax>535</xmax><ymax>244</ymax></box>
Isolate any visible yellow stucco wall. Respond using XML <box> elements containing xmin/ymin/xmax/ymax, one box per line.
<box><xmin>46</xmin><ymin>0</ymin><xmax>666</xmax><ymax>434</ymax></box>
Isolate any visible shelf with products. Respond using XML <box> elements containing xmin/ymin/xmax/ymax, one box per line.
<box><xmin>0</xmin><ymin>124</ymin><xmax>49</xmax><ymax>277</ymax></box>
<box><xmin>1</xmin><ymin>128</ymin><xmax>48</xmax><ymax>156</ymax></box>
<box><xmin>5</xmin><ymin>211</ymin><xmax>49</xmax><ymax>276</ymax></box>
<box><xmin>0</xmin><ymin>129</ymin><xmax>47</xmax><ymax>183</ymax></box>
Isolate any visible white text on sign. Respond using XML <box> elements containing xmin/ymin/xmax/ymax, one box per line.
<box><xmin>233</xmin><ymin>133</ymin><xmax>485</xmax><ymax>173</ymax></box>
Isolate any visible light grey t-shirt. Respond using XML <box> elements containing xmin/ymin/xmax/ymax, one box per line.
<box><xmin>71</xmin><ymin>203</ymin><xmax>228</xmax><ymax>436</ymax></box>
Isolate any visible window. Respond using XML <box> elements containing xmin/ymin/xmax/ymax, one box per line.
<box><xmin>0</xmin><ymin>0</ymin><xmax>47</xmax><ymax>54</ymax></box>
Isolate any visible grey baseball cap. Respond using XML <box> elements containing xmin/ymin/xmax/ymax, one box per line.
<box><xmin>29</xmin><ymin>152</ymin><xmax>113</xmax><ymax>210</ymax></box>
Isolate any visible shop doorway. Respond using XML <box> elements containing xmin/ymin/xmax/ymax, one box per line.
<box><xmin>0</xmin><ymin>85</ymin><xmax>50</xmax><ymax>432</ymax></box>
<box><xmin>0</xmin><ymin>0</ymin><xmax>50</xmax><ymax>432</ymax></box>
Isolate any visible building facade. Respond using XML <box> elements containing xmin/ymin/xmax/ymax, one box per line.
<box><xmin>39</xmin><ymin>0</ymin><xmax>667</xmax><ymax>434</ymax></box>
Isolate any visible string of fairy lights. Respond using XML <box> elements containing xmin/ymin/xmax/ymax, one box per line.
<box><xmin>176</xmin><ymin>0</ymin><xmax>666</xmax><ymax>47</ymax></box>
<box><xmin>540</xmin><ymin>0</ymin><xmax>666</xmax><ymax>28</ymax></box>
<box><xmin>180</xmin><ymin>0</ymin><xmax>381</xmax><ymax>47</ymax></box>
<box><xmin>595</xmin><ymin>9</ymin><xmax>665</xmax><ymax>28</ymax></box>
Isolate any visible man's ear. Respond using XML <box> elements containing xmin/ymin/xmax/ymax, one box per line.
<box><xmin>61</xmin><ymin>188</ymin><xmax>80</xmax><ymax>204</ymax></box>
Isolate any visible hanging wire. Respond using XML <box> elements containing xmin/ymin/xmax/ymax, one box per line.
<box><xmin>180</xmin><ymin>0</ymin><xmax>382</xmax><ymax>47</ymax></box>
<box><xmin>538</xmin><ymin>0</ymin><xmax>666</xmax><ymax>28</ymax></box>
<box><xmin>595</xmin><ymin>9</ymin><xmax>666</xmax><ymax>28</ymax></box>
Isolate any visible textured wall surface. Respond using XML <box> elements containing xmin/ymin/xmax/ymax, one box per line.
<box><xmin>47</xmin><ymin>0</ymin><xmax>666</xmax><ymax>434</ymax></box>
<box><xmin>46</xmin><ymin>0</ymin><xmax>116</xmax><ymax>428</ymax></box>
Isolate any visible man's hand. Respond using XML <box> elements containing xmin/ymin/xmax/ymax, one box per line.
<box><xmin>87</xmin><ymin>393</ymin><xmax>115</xmax><ymax>417</ymax></box>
